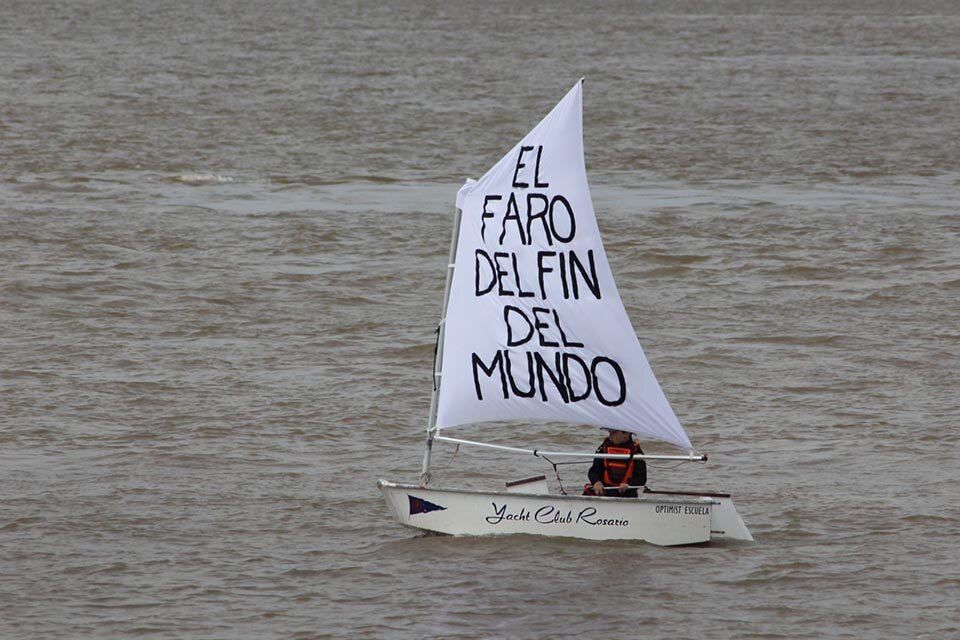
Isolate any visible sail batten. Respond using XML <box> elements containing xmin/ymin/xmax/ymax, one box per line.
<box><xmin>435</xmin><ymin>81</ymin><xmax>692</xmax><ymax>451</ymax></box>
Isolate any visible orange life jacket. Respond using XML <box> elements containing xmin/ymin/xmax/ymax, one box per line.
<box><xmin>601</xmin><ymin>442</ymin><xmax>640</xmax><ymax>486</ymax></box>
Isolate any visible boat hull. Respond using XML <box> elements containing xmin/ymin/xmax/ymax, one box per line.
<box><xmin>378</xmin><ymin>480</ymin><xmax>736</xmax><ymax>546</ymax></box>
<box><xmin>644</xmin><ymin>489</ymin><xmax>753</xmax><ymax>542</ymax></box>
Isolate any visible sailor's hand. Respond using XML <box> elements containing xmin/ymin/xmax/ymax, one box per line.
<box><xmin>618</xmin><ymin>483</ymin><xmax>629</xmax><ymax>494</ymax></box>
<box><xmin>592</xmin><ymin>481</ymin><xmax>605</xmax><ymax>495</ymax></box>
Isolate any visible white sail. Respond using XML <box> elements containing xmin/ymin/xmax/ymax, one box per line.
<box><xmin>435</xmin><ymin>81</ymin><xmax>692</xmax><ymax>451</ymax></box>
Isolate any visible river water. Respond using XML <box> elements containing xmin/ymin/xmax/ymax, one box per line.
<box><xmin>2</xmin><ymin>1</ymin><xmax>958</xmax><ymax>638</ymax></box>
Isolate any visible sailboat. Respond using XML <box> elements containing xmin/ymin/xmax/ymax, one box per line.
<box><xmin>378</xmin><ymin>80</ymin><xmax>752</xmax><ymax>546</ymax></box>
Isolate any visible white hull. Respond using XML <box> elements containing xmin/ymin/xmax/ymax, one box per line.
<box><xmin>378</xmin><ymin>480</ymin><xmax>752</xmax><ymax>547</ymax></box>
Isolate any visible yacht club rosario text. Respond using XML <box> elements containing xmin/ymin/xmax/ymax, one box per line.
<box><xmin>486</xmin><ymin>502</ymin><xmax>629</xmax><ymax>527</ymax></box>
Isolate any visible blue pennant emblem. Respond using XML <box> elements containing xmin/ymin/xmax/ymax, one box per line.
<box><xmin>408</xmin><ymin>495</ymin><xmax>446</xmax><ymax>515</ymax></box>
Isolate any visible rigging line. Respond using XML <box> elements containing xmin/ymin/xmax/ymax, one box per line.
<box><xmin>647</xmin><ymin>460</ymin><xmax>693</xmax><ymax>470</ymax></box>
<box><xmin>438</xmin><ymin>443</ymin><xmax>460</xmax><ymax>472</ymax></box>
<box><xmin>540</xmin><ymin>454</ymin><xmax>568</xmax><ymax>495</ymax></box>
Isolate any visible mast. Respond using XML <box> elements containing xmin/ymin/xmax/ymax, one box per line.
<box><xmin>420</xmin><ymin>205</ymin><xmax>463</xmax><ymax>486</ymax></box>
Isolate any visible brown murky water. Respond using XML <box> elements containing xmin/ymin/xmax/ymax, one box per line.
<box><xmin>2</xmin><ymin>1</ymin><xmax>958</xmax><ymax>638</ymax></box>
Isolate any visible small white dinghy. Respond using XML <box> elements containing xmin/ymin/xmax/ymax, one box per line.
<box><xmin>379</xmin><ymin>80</ymin><xmax>752</xmax><ymax>547</ymax></box>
